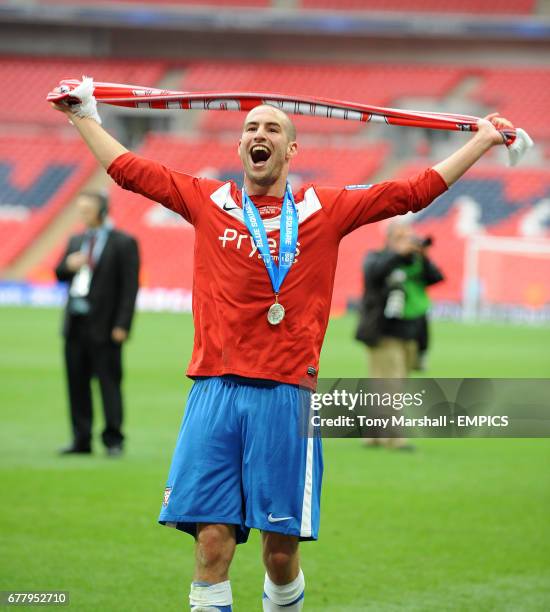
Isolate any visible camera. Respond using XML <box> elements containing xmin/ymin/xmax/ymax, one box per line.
<box><xmin>414</xmin><ymin>235</ymin><xmax>433</xmax><ymax>248</ymax></box>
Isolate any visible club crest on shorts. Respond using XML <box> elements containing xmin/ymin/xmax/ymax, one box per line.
<box><xmin>163</xmin><ymin>486</ymin><xmax>172</xmax><ymax>507</ymax></box>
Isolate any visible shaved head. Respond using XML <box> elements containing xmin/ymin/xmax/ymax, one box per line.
<box><xmin>239</xmin><ymin>104</ymin><xmax>299</xmax><ymax>194</ymax></box>
<box><xmin>244</xmin><ymin>105</ymin><xmax>296</xmax><ymax>142</ymax></box>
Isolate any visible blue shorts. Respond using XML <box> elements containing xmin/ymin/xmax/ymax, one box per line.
<box><xmin>158</xmin><ymin>376</ymin><xmax>323</xmax><ymax>544</ymax></box>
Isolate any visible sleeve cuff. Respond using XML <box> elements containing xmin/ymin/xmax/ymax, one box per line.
<box><xmin>107</xmin><ymin>151</ymin><xmax>133</xmax><ymax>178</ymax></box>
<box><xmin>430</xmin><ymin>167</ymin><xmax>449</xmax><ymax>194</ymax></box>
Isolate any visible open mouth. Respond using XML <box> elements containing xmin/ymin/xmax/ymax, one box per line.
<box><xmin>250</xmin><ymin>145</ymin><xmax>271</xmax><ymax>166</ymax></box>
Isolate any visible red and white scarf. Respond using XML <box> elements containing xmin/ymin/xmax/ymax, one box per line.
<box><xmin>47</xmin><ymin>77</ymin><xmax>534</xmax><ymax>166</ymax></box>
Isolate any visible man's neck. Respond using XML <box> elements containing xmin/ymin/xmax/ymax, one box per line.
<box><xmin>243</xmin><ymin>175</ymin><xmax>287</xmax><ymax>198</ymax></box>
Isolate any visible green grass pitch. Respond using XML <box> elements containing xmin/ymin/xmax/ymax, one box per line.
<box><xmin>1</xmin><ymin>307</ymin><xmax>549</xmax><ymax>611</ymax></box>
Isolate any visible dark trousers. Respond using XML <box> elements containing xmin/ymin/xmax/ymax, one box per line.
<box><xmin>64</xmin><ymin>318</ymin><xmax>124</xmax><ymax>449</ymax></box>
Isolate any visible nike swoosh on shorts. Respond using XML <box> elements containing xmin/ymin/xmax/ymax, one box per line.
<box><xmin>267</xmin><ymin>513</ymin><xmax>293</xmax><ymax>523</ymax></box>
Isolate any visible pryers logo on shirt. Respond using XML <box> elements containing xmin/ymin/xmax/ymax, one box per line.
<box><xmin>219</xmin><ymin>229</ymin><xmax>301</xmax><ymax>262</ymax></box>
<box><xmin>210</xmin><ymin>183</ymin><xmax>322</xmax><ymax>264</ymax></box>
<box><xmin>211</xmin><ymin>182</ymin><xmax>322</xmax><ymax>263</ymax></box>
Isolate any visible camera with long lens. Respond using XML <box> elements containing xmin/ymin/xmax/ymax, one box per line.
<box><xmin>413</xmin><ymin>235</ymin><xmax>434</xmax><ymax>248</ymax></box>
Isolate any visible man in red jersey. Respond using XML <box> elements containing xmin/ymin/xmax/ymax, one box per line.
<box><xmin>51</xmin><ymin>88</ymin><xmax>512</xmax><ymax>611</ymax></box>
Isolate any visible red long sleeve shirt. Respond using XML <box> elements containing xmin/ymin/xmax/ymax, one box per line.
<box><xmin>108</xmin><ymin>152</ymin><xmax>447</xmax><ymax>389</ymax></box>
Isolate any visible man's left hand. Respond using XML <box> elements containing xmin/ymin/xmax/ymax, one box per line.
<box><xmin>477</xmin><ymin>113</ymin><xmax>514</xmax><ymax>147</ymax></box>
<box><xmin>112</xmin><ymin>327</ymin><xmax>128</xmax><ymax>343</ymax></box>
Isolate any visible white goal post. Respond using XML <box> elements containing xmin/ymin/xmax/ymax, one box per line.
<box><xmin>462</xmin><ymin>235</ymin><xmax>550</xmax><ymax>320</ymax></box>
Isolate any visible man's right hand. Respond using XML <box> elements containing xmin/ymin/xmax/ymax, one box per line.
<box><xmin>66</xmin><ymin>252</ymin><xmax>88</xmax><ymax>272</ymax></box>
<box><xmin>48</xmin><ymin>87</ymin><xmax>129</xmax><ymax>170</ymax></box>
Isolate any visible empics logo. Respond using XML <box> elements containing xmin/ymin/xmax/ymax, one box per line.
<box><xmin>218</xmin><ymin>229</ymin><xmax>301</xmax><ymax>262</ymax></box>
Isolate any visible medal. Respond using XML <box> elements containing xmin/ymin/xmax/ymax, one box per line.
<box><xmin>267</xmin><ymin>299</ymin><xmax>285</xmax><ymax>325</ymax></box>
<box><xmin>242</xmin><ymin>182</ymin><xmax>298</xmax><ymax>325</ymax></box>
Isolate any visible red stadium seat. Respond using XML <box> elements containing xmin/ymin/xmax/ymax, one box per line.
<box><xmin>470</xmin><ymin>68</ymin><xmax>550</xmax><ymax>141</ymax></box>
<box><xmin>0</xmin><ymin>57</ymin><xmax>167</xmax><ymax>126</ymax></box>
<box><xmin>0</xmin><ymin>135</ymin><xmax>96</xmax><ymax>268</ymax></box>
<box><xmin>301</xmin><ymin>0</ymin><xmax>535</xmax><ymax>14</ymax></box>
<box><xmin>42</xmin><ymin>0</ymin><xmax>533</xmax><ymax>11</ymax></box>
<box><xmin>181</xmin><ymin>62</ymin><xmax>467</xmax><ymax>135</ymax></box>
<box><xmin>45</xmin><ymin>0</ymin><xmax>269</xmax><ymax>5</ymax></box>
<box><xmin>12</xmin><ymin>55</ymin><xmax>548</xmax><ymax>312</ymax></box>
<box><xmin>335</xmin><ymin>163</ymin><xmax>550</xmax><ymax>308</ymax></box>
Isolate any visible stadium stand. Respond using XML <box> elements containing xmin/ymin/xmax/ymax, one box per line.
<box><xmin>470</xmin><ymin>68</ymin><xmax>550</xmax><ymax>141</ymax></box>
<box><xmin>41</xmin><ymin>0</ymin><xmax>535</xmax><ymax>12</ymax></box>
<box><xmin>301</xmin><ymin>0</ymin><xmax>535</xmax><ymax>14</ymax></box>
<box><xmin>335</xmin><ymin>164</ymin><xmax>550</xmax><ymax>308</ymax></box>
<box><xmin>182</xmin><ymin>62</ymin><xmax>467</xmax><ymax>134</ymax></box>
<box><xmin>29</xmin><ymin>134</ymin><xmax>390</xmax><ymax>295</ymax></box>
<box><xmin>56</xmin><ymin>0</ymin><xmax>268</xmax><ymax>4</ymax></box>
<box><xmin>0</xmin><ymin>57</ymin><xmax>167</xmax><ymax>126</ymax></box>
<box><xmin>3</xmin><ymin>50</ymin><xmax>547</xmax><ymax>312</ymax></box>
<box><xmin>0</xmin><ymin>135</ymin><xmax>96</xmax><ymax>268</ymax></box>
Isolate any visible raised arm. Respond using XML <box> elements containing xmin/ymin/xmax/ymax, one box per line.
<box><xmin>50</xmin><ymin>102</ymin><xmax>128</xmax><ymax>169</ymax></box>
<box><xmin>432</xmin><ymin>113</ymin><xmax>513</xmax><ymax>187</ymax></box>
<box><xmin>50</xmin><ymin>96</ymin><xmax>199</xmax><ymax>224</ymax></box>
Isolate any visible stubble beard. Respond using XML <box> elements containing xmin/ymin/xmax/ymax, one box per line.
<box><xmin>245</xmin><ymin>168</ymin><xmax>278</xmax><ymax>188</ymax></box>
<box><xmin>242</xmin><ymin>151</ymin><xmax>284</xmax><ymax>189</ymax></box>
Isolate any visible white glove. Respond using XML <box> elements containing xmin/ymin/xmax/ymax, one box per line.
<box><xmin>65</xmin><ymin>76</ymin><xmax>102</xmax><ymax>125</ymax></box>
<box><xmin>506</xmin><ymin>128</ymin><xmax>534</xmax><ymax>167</ymax></box>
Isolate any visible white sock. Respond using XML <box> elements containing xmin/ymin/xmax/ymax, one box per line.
<box><xmin>262</xmin><ymin>569</ymin><xmax>305</xmax><ymax>610</ymax></box>
<box><xmin>189</xmin><ymin>580</ymin><xmax>232</xmax><ymax>611</ymax></box>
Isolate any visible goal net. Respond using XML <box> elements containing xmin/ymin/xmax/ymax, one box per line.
<box><xmin>462</xmin><ymin>236</ymin><xmax>550</xmax><ymax>320</ymax></box>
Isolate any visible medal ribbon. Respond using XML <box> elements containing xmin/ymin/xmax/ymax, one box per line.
<box><xmin>241</xmin><ymin>182</ymin><xmax>298</xmax><ymax>295</ymax></box>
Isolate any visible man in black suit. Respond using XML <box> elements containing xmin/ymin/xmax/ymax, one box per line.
<box><xmin>55</xmin><ymin>191</ymin><xmax>139</xmax><ymax>456</ymax></box>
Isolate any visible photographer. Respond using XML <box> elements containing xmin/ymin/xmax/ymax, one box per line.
<box><xmin>356</xmin><ymin>220</ymin><xmax>444</xmax><ymax>378</ymax></box>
